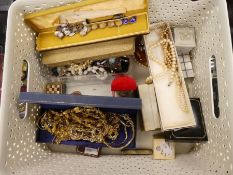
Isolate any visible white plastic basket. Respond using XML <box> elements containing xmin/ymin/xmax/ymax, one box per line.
<box><xmin>1</xmin><ymin>0</ymin><xmax>233</xmax><ymax>174</ymax></box>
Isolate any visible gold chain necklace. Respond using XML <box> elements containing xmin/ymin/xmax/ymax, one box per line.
<box><xmin>38</xmin><ymin>107</ymin><xmax>135</xmax><ymax>149</ymax></box>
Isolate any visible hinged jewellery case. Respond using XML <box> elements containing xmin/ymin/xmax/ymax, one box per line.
<box><xmin>24</xmin><ymin>0</ymin><xmax>149</xmax><ymax>51</ymax></box>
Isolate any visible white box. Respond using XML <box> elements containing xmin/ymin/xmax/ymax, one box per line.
<box><xmin>138</xmin><ymin>84</ymin><xmax>160</xmax><ymax>131</ymax></box>
<box><xmin>144</xmin><ymin>23</ymin><xmax>196</xmax><ymax>131</ymax></box>
<box><xmin>173</xmin><ymin>27</ymin><xmax>196</xmax><ymax>55</ymax></box>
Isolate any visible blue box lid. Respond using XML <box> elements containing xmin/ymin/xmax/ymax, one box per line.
<box><xmin>19</xmin><ymin>92</ymin><xmax>142</xmax><ymax>110</ymax></box>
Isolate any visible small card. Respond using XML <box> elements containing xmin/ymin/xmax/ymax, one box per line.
<box><xmin>153</xmin><ymin>138</ymin><xmax>175</xmax><ymax>160</ymax></box>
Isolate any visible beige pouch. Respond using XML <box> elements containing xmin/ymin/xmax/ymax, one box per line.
<box><xmin>42</xmin><ymin>37</ymin><xmax>135</xmax><ymax>67</ymax></box>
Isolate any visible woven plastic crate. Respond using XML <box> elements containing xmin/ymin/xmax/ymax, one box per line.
<box><xmin>1</xmin><ymin>0</ymin><xmax>233</xmax><ymax>174</ymax></box>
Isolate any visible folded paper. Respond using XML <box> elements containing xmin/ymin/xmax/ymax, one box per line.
<box><xmin>153</xmin><ymin>138</ymin><xmax>175</xmax><ymax>160</ymax></box>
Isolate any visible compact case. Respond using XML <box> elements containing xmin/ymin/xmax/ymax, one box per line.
<box><xmin>24</xmin><ymin>0</ymin><xmax>149</xmax><ymax>51</ymax></box>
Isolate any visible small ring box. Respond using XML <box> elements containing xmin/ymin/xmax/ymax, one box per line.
<box><xmin>173</xmin><ymin>27</ymin><xmax>196</xmax><ymax>55</ymax></box>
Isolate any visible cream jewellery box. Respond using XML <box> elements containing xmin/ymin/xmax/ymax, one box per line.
<box><xmin>144</xmin><ymin>22</ymin><xmax>196</xmax><ymax>131</ymax></box>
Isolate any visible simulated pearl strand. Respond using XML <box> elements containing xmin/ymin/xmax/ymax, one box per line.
<box><xmin>148</xmin><ymin>32</ymin><xmax>188</xmax><ymax>113</ymax></box>
<box><xmin>148</xmin><ymin>39</ymin><xmax>177</xmax><ymax>84</ymax></box>
<box><xmin>160</xmin><ymin>25</ymin><xmax>188</xmax><ymax>112</ymax></box>
<box><xmin>175</xmin><ymin>74</ymin><xmax>189</xmax><ymax>112</ymax></box>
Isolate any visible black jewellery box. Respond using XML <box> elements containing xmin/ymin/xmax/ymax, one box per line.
<box><xmin>19</xmin><ymin>92</ymin><xmax>142</xmax><ymax>148</ymax></box>
<box><xmin>164</xmin><ymin>98</ymin><xmax>208</xmax><ymax>142</ymax></box>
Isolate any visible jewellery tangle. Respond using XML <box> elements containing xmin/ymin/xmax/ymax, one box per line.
<box><xmin>37</xmin><ymin>106</ymin><xmax>135</xmax><ymax>149</ymax></box>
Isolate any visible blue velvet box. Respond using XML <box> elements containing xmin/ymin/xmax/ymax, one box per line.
<box><xmin>19</xmin><ymin>92</ymin><xmax>141</xmax><ymax>148</ymax></box>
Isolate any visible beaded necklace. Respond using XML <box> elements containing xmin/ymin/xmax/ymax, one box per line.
<box><xmin>148</xmin><ymin>24</ymin><xmax>188</xmax><ymax>112</ymax></box>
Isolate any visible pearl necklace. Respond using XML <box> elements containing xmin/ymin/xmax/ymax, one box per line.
<box><xmin>148</xmin><ymin>25</ymin><xmax>189</xmax><ymax>113</ymax></box>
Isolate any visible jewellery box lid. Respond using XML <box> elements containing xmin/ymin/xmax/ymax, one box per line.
<box><xmin>24</xmin><ymin>0</ymin><xmax>149</xmax><ymax>51</ymax></box>
<box><xmin>24</xmin><ymin>0</ymin><xmax>148</xmax><ymax>33</ymax></box>
<box><xmin>19</xmin><ymin>92</ymin><xmax>142</xmax><ymax>110</ymax></box>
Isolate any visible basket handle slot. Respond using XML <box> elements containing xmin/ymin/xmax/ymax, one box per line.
<box><xmin>17</xmin><ymin>60</ymin><xmax>29</xmax><ymax>119</ymax></box>
<box><xmin>209</xmin><ymin>55</ymin><xmax>220</xmax><ymax>118</ymax></box>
